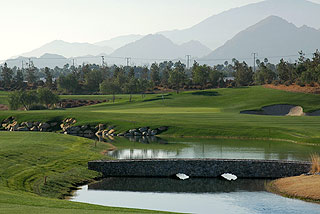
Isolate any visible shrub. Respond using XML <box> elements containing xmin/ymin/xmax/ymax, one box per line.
<box><xmin>310</xmin><ymin>154</ymin><xmax>320</xmax><ymax>174</ymax></box>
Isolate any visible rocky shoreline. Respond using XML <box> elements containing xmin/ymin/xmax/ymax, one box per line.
<box><xmin>1</xmin><ymin>116</ymin><xmax>168</xmax><ymax>140</ymax></box>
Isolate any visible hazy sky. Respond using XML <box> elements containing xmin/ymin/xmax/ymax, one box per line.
<box><xmin>1</xmin><ymin>0</ymin><xmax>320</xmax><ymax>60</ymax></box>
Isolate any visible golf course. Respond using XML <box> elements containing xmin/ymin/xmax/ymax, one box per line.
<box><xmin>1</xmin><ymin>86</ymin><xmax>320</xmax><ymax>213</ymax></box>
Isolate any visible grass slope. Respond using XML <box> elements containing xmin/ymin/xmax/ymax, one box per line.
<box><xmin>1</xmin><ymin>86</ymin><xmax>320</xmax><ymax>144</ymax></box>
<box><xmin>0</xmin><ymin>132</ymin><xmax>172</xmax><ymax>214</ymax></box>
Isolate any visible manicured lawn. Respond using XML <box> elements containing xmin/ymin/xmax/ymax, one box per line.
<box><xmin>0</xmin><ymin>132</ymin><xmax>173</xmax><ymax>214</ymax></box>
<box><xmin>1</xmin><ymin>86</ymin><xmax>320</xmax><ymax>144</ymax></box>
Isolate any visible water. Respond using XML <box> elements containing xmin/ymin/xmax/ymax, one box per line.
<box><xmin>109</xmin><ymin>137</ymin><xmax>319</xmax><ymax>161</ymax></box>
<box><xmin>70</xmin><ymin>137</ymin><xmax>320</xmax><ymax>213</ymax></box>
<box><xmin>70</xmin><ymin>177</ymin><xmax>320</xmax><ymax>214</ymax></box>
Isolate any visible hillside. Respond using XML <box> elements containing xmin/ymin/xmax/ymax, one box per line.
<box><xmin>159</xmin><ymin>0</ymin><xmax>320</xmax><ymax>50</ymax></box>
<box><xmin>203</xmin><ymin>16</ymin><xmax>320</xmax><ymax>63</ymax></box>
<box><xmin>110</xmin><ymin>34</ymin><xmax>211</xmax><ymax>60</ymax></box>
<box><xmin>21</xmin><ymin>40</ymin><xmax>113</xmax><ymax>58</ymax></box>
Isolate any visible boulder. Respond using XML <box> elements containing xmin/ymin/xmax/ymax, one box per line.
<box><xmin>30</xmin><ymin>126</ymin><xmax>39</xmax><ymax>131</ymax></box>
<box><xmin>50</xmin><ymin>122</ymin><xmax>58</xmax><ymax>127</ymax></box>
<box><xmin>81</xmin><ymin>125</ymin><xmax>88</xmax><ymax>130</ymax></box>
<box><xmin>134</xmin><ymin>132</ymin><xmax>142</xmax><ymax>136</ymax></box>
<box><xmin>17</xmin><ymin>127</ymin><xmax>29</xmax><ymax>131</ymax></box>
<box><xmin>108</xmin><ymin>129</ymin><xmax>115</xmax><ymax>135</ymax></box>
<box><xmin>39</xmin><ymin>123</ymin><xmax>50</xmax><ymax>130</ymax></box>
<box><xmin>129</xmin><ymin>129</ymin><xmax>137</xmax><ymax>134</ymax></box>
<box><xmin>26</xmin><ymin>122</ymin><xmax>33</xmax><ymax>128</ymax></box>
<box><xmin>139</xmin><ymin>127</ymin><xmax>148</xmax><ymax>133</ymax></box>
<box><xmin>84</xmin><ymin>130</ymin><xmax>94</xmax><ymax>138</ymax></box>
<box><xmin>151</xmin><ymin>130</ymin><xmax>158</xmax><ymax>136</ymax></box>
<box><xmin>98</xmin><ymin>124</ymin><xmax>105</xmax><ymax>131</ymax></box>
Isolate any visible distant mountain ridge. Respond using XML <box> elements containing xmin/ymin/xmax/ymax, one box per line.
<box><xmin>94</xmin><ymin>34</ymin><xmax>144</xmax><ymax>50</ymax></box>
<box><xmin>203</xmin><ymin>15</ymin><xmax>320</xmax><ymax>63</ymax></box>
<box><xmin>159</xmin><ymin>0</ymin><xmax>320</xmax><ymax>50</ymax></box>
<box><xmin>110</xmin><ymin>34</ymin><xmax>211</xmax><ymax>59</ymax></box>
<box><xmin>21</xmin><ymin>40</ymin><xmax>114</xmax><ymax>58</ymax></box>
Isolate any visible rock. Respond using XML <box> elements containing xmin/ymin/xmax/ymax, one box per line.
<box><xmin>10</xmin><ymin>124</ymin><xmax>19</xmax><ymax>131</ymax></box>
<box><xmin>108</xmin><ymin>129</ymin><xmax>115</xmax><ymax>135</ymax></box>
<box><xmin>118</xmin><ymin>133</ymin><xmax>125</xmax><ymax>136</ymax></box>
<box><xmin>142</xmin><ymin>132</ymin><xmax>148</xmax><ymax>136</ymax></box>
<box><xmin>26</xmin><ymin>122</ymin><xmax>33</xmax><ymax>128</ymax></box>
<box><xmin>33</xmin><ymin>122</ymin><xmax>40</xmax><ymax>126</ymax></box>
<box><xmin>17</xmin><ymin>127</ymin><xmax>29</xmax><ymax>131</ymax></box>
<box><xmin>70</xmin><ymin>126</ymin><xmax>81</xmax><ymax>132</ymax></box>
<box><xmin>81</xmin><ymin>125</ymin><xmax>88</xmax><ymax>130</ymax></box>
<box><xmin>30</xmin><ymin>126</ymin><xmax>39</xmax><ymax>131</ymax></box>
<box><xmin>124</xmin><ymin>133</ymin><xmax>133</xmax><ymax>137</ymax></box>
<box><xmin>83</xmin><ymin>130</ymin><xmax>94</xmax><ymax>138</ymax></box>
<box><xmin>50</xmin><ymin>122</ymin><xmax>58</xmax><ymax>127</ymax></box>
<box><xmin>2</xmin><ymin>123</ymin><xmax>7</xmax><ymax>128</ymax></box>
<box><xmin>39</xmin><ymin>122</ymin><xmax>50</xmax><ymax>130</ymax></box>
<box><xmin>139</xmin><ymin>127</ymin><xmax>148</xmax><ymax>133</ymax></box>
<box><xmin>95</xmin><ymin>131</ymin><xmax>103</xmax><ymax>136</ymax></box>
<box><xmin>151</xmin><ymin>130</ymin><xmax>158</xmax><ymax>136</ymax></box>
<box><xmin>129</xmin><ymin>129</ymin><xmax>137</xmax><ymax>134</ymax></box>
<box><xmin>134</xmin><ymin>132</ymin><xmax>142</xmax><ymax>136</ymax></box>
<box><xmin>98</xmin><ymin>124</ymin><xmax>105</xmax><ymax>131</ymax></box>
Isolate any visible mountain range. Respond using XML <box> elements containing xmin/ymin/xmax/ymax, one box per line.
<box><xmin>4</xmin><ymin>0</ymin><xmax>320</xmax><ymax>68</ymax></box>
<box><xmin>202</xmin><ymin>15</ymin><xmax>320</xmax><ymax>64</ymax></box>
<box><xmin>159</xmin><ymin>0</ymin><xmax>320</xmax><ymax>50</ymax></box>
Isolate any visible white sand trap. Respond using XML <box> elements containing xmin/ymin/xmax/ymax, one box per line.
<box><xmin>241</xmin><ymin>104</ymin><xmax>317</xmax><ymax>116</ymax></box>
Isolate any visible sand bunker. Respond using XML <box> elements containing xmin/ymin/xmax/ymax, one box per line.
<box><xmin>241</xmin><ymin>104</ymin><xmax>320</xmax><ymax>116</ymax></box>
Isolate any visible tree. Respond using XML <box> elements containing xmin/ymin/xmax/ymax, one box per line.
<box><xmin>44</xmin><ymin>67</ymin><xmax>53</xmax><ymax>89</ymax></box>
<box><xmin>8</xmin><ymin>90</ymin><xmax>38</xmax><ymax>110</ymax></box>
<box><xmin>84</xmin><ymin>69</ymin><xmax>104</xmax><ymax>92</ymax></box>
<box><xmin>26</xmin><ymin>62</ymin><xmax>37</xmax><ymax>85</ymax></box>
<box><xmin>169</xmin><ymin>61</ymin><xmax>186</xmax><ymax>93</ymax></box>
<box><xmin>14</xmin><ymin>69</ymin><xmax>24</xmax><ymax>89</ymax></box>
<box><xmin>141</xmin><ymin>66</ymin><xmax>149</xmax><ymax>80</ymax></box>
<box><xmin>209</xmin><ymin>69</ymin><xmax>224</xmax><ymax>88</ymax></box>
<box><xmin>100</xmin><ymin>79</ymin><xmax>121</xmax><ymax>103</ymax></box>
<box><xmin>57</xmin><ymin>73</ymin><xmax>80</xmax><ymax>94</ymax></box>
<box><xmin>159</xmin><ymin>61</ymin><xmax>172</xmax><ymax>87</ymax></box>
<box><xmin>233</xmin><ymin>61</ymin><xmax>254</xmax><ymax>87</ymax></box>
<box><xmin>150</xmin><ymin>63</ymin><xmax>160</xmax><ymax>86</ymax></box>
<box><xmin>254</xmin><ymin>62</ymin><xmax>276</xmax><ymax>85</ymax></box>
<box><xmin>192</xmin><ymin>62</ymin><xmax>209</xmax><ymax>89</ymax></box>
<box><xmin>37</xmin><ymin>87</ymin><xmax>60</xmax><ymax>109</ymax></box>
<box><xmin>1</xmin><ymin>63</ymin><xmax>13</xmax><ymax>89</ymax></box>
<box><xmin>124</xmin><ymin>78</ymin><xmax>139</xmax><ymax>102</ymax></box>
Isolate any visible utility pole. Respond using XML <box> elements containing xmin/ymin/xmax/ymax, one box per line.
<box><xmin>125</xmin><ymin>57</ymin><xmax>131</xmax><ymax>67</ymax></box>
<box><xmin>252</xmin><ymin>53</ymin><xmax>258</xmax><ymax>72</ymax></box>
<box><xmin>21</xmin><ymin>60</ymin><xmax>24</xmax><ymax>70</ymax></box>
<box><xmin>186</xmin><ymin>55</ymin><xmax>191</xmax><ymax>69</ymax></box>
<box><xmin>101</xmin><ymin>56</ymin><xmax>105</xmax><ymax>67</ymax></box>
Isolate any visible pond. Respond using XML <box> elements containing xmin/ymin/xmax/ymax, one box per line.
<box><xmin>108</xmin><ymin>137</ymin><xmax>319</xmax><ymax>161</ymax></box>
<box><xmin>70</xmin><ymin>177</ymin><xmax>320</xmax><ymax>214</ymax></box>
<box><xmin>70</xmin><ymin>137</ymin><xmax>320</xmax><ymax>213</ymax></box>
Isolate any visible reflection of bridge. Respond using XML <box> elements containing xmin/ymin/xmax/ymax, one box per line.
<box><xmin>89</xmin><ymin>159</ymin><xmax>311</xmax><ymax>178</ymax></box>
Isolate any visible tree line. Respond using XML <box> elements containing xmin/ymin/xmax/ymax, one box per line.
<box><xmin>1</xmin><ymin>50</ymin><xmax>320</xmax><ymax>97</ymax></box>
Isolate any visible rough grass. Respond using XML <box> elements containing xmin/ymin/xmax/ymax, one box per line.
<box><xmin>268</xmin><ymin>175</ymin><xmax>320</xmax><ymax>203</ymax></box>
<box><xmin>0</xmin><ymin>132</ymin><xmax>173</xmax><ymax>214</ymax></box>
<box><xmin>310</xmin><ymin>154</ymin><xmax>320</xmax><ymax>174</ymax></box>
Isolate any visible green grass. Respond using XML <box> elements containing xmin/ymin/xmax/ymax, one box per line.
<box><xmin>1</xmin><ymin>86</ymin><xmax>320</xmax><ymax>144</ymax></box>
<box><xmin>0</xmin><ymin>132</ymin><xmax>173</xmax><ymax>214</ymax></box>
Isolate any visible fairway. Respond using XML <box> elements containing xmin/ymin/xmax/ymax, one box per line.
<box><xmin>93</xmin><ymin>107</ymin><xmax>221</xmax><ymax>114</ymax></box>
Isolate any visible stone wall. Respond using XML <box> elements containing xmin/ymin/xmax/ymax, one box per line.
<box><xmin>88</xmin><ymin>159</ymin><xmax>311</xmax><ymax>178</ymax></box>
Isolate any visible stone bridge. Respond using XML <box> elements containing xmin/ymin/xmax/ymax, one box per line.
<box><xmin>88</xmin><ymin>159</ymin><xmax>311</xmax><ymax>178</ymax></box>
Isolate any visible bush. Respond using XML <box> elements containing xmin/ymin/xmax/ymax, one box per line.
<box><xmin>29</xmin><ymin>104</ymin><xmax>47</xmax><ymax>110</ymax></box>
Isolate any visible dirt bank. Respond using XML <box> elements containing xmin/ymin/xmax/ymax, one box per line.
<box><xmin>268</xmin><ymin>175</ymin><xmax>320</xmax><ymax>203</ymax></box>
<box><xmin>264</xmin><ymin>84</ymin><xmax>320</xmax><ymax>94</ymax></box>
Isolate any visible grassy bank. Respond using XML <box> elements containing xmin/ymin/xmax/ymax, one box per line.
<box><xmin>268</xmin><ymin>175</ymin><xmax>320</xmax><ymax>203</ymax></box>
<box><xmin>1</xmin><ymin>86</ymin><xmax>320</xmax><ymax>144</ymax></box>
<box><xmin>0</xmin><ymin>132</ymin><xmax>172</xmax><ymax>214</ymax></box>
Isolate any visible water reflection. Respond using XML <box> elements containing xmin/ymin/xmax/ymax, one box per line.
<box><xmin>71</xmin><ymin>177</ymin><xmax>320</xmax><ymax>214</ymax></box>
<box><xmin>89</xmin><ymin>177</ymin><xmax>269</xmax><ymax>193</ymax></box>
<box><xmin>108</xmin><ymin>137</ymin><xmax>320</xmax><ymax>161</ymax></box>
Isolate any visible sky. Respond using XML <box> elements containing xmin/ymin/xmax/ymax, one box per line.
<box><xmin>1</xmin><ymin>0</ymin><xmax>320</xmax><ymax>60</ymax></box>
